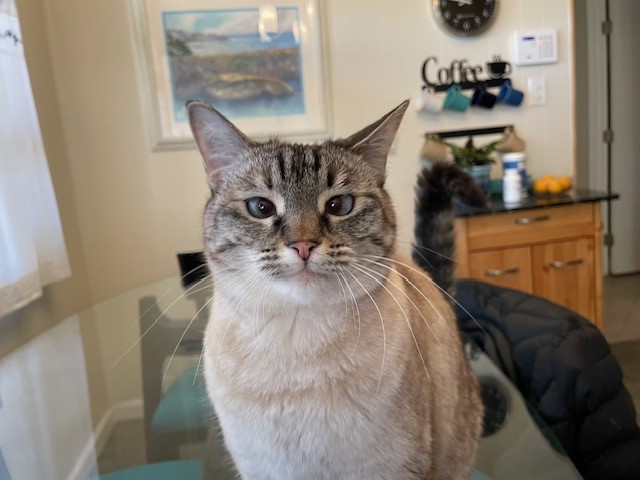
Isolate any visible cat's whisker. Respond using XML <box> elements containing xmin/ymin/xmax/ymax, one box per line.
<box><xmin>210</xmin><ymin>273</ymin><xmax>265</xmax><ymax>387</ymax></box>
<box><xmin>128</xmin><ymin>263</ymin><xmax>210</xmax><ymax>332</ymax></box>
<box><xmin>193</xmin><ymin>267</ymin><xmax>260</xmax><ymax>385</ymax></box>
<box><xmin>132</xmin><ymin>272</ymin><xmax>211</xmax><ymax>330</ymax></box>
<box><xmin>353</xmin><ymin>261</ymin><xmax>444</xmax><ymax>349</ymax></box>
<box><xmin>253</xmin><ymin>281</ymin><xmax>270</xmax><ymax>353</ymax></box>
<box><xmin>363</xmin><ymin>254</ymin><xmax>488</xmax><ymax>337</ymax></box>
<box><xmin>403</xmin><ymin>240</ymin><xmax>487</xmax><ymax>285</ymax></box>
<box><xmin>349</xmin><ymin>265</ymin><xmax>436</xmax><ymax>398</ymax></box>
<box><xmin>338</xmin><ymin>269</ymin><xmax>362</xmax><ymax>346</ymax></box>
<box><xmin>345</xmin><ymin>269</ymin><xmax>386</xmax><ymax>393</ymax></box>
<box><xmin>398</xmin><ymin>240</ymin><xmax>470</xmax><ymax>268</ymax></box>
<box><xmin>210</xmin><ymin>313</ymin><xmax>239</xmax><ymax>387</ymax></box>
<box><xmin>406</xmin><ymin>248</ymin><xmax>487</xmax><ymax>334</ymax></box>
<box><xmin>357</xmin><ymin>257</ymin><xmax>447</xmax><ymax>327</ymax></box>
<box><xmin>193</xmin><ymin>346</ymin><xmax>205</xmax><ymax>387</ymax></box>
<box><xmin>129</xmin><ymin>261</ymin><xmax>241</xmax><ymax>334</ymax></box>
<box><xmin>193</xmin><ymin>269</ymin><xmax>245</xmax><ymax>386</ymax></box>
<box><xmin>161</xmin><ymin>294</ymin><xmax>214</xmax><ymax>393</ymax></box>
<box><xmin>334</xmin><ymin>271</ymin><xmax>351</xmax><ymax>327</ymax></box>
<box><xmin>110</xmin><ymin>273</ymin><xmax>215</xmax><ymax>372</ymax></box>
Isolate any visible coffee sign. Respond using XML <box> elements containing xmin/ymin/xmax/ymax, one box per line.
<box><xmin>421</xmin><ymin>55</ymin><xmax>512</xmax><ymax>92</ymax></box>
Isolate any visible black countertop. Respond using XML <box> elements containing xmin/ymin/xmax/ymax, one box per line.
<box><xmin>454</xmin><ymin>189</ymin><xmax>619</xmax><ymax>218</ymax></box>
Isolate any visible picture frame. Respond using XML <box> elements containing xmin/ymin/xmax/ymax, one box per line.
<box><xmin>131</xmin><ymin>0</ymin><xmax>331</xmax><ymax>151</ymax></box>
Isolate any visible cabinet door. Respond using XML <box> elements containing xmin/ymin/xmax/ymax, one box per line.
<box><xmin>532</xmin><ymin>238</ymin><xmax>595</xmax><ymax>321</ymax></box>
<box><xmin>468</xmin><ymin>246</ymin><xmax>533</xmax><ymax>293</ymax></box>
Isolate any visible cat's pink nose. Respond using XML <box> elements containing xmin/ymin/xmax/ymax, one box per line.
<box><xmin>288</xmin><ymin>241</ymin><xmax>318</xmax><ymax>261</ymax></box>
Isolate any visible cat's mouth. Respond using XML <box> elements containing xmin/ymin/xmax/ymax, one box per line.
<box><xmin>280</xmin><ymin>261</ymin><xmax>326</xmax><ymax>285</ymax></box>
<box><xmin>291</xmin><ymin>268</ymin><xmax>314</xmax><ymax>284</ymax></box>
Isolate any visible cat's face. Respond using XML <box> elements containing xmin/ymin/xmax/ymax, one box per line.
<box><xmin>188</xmin><ymin>101</ymin><xmax>408</xmax><ymax>306</ymax></box>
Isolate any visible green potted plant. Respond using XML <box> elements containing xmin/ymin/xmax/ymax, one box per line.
<box><xmin>428</xmin><ymin>135</ymin><xmax>498</xmax><ymax>192</ymax></box>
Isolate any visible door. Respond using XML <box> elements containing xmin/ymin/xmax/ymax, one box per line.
<box><xmin>608</xmin><ymin>0</ymin><xmax>640</xmax><ymax>273</ymax></box>
<box><xmin>577</xmin><ymin>0</ymin><xmax>640</xmax><ymax>274</ymax></box>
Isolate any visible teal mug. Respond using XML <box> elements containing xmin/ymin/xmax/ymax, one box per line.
<box><xmin>443</xmin><ymin>85</ymin><xmax>471</xmax><ymax>112</ymax></box>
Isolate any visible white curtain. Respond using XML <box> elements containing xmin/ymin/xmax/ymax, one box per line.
<box><xmin>0</xmin><ymin>0</ymin><xmax>70</xmax><ymax>317</ymax></box>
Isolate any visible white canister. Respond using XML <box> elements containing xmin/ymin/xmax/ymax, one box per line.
<box><xmin>502</xmin><ymin>151</ymin><xmax>528</xmax><ymax>197</ymax></box>
<box><xmin>502</xmin><ymin>167</ymin><xmax>522</xmax><ymax>205</ymax></box>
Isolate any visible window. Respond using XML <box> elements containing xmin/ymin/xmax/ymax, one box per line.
<box><xmin>0</xmin><ymin>0</ymin><xmax>70</xmax><ymax>317</ymax></box>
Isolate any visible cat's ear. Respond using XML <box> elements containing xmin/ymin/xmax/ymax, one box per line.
<box><xmin>187</xmin><ymin>101</ymin><xmax>250</xmax><ymax>188</ymax></box>
<box><xmin>339</xmin><ymin>100</ymin><xmax>409</xmax><ymax>183</ymax></box>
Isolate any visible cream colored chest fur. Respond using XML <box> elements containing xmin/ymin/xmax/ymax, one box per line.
<box><xmin>203</xmin><ymin>271</ymin><xmax>435</xmax><ymax>479</ymax></box>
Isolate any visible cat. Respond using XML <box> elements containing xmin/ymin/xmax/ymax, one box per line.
<box><xmin>187</xmin><ymin>99</ymin><xmax>483</xmax><ymax>479</ymax></box>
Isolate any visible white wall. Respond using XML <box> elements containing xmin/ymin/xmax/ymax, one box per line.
<box><xmin>327</xmin><ymin>0</ymin><xmax>576</xmax><ymax>252</ymax></box>
<box><xmin>39</xmin><ymin>0</ymin><xmax>576</xmax><ymax>300</ymax></box>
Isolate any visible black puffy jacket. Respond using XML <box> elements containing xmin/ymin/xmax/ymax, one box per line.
<box><xmin>454</xmin><ymin>279</ymin><xmax>640</xmax><ymax>480</ymax></box>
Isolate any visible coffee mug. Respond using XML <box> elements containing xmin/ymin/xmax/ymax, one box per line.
<box><xmin>495</xmin><ymin>126</ymin><xmax>526</xmax><ymax>152</ymax></box>
<box><xmin>486</xmin><ymin>61</ymin><xmax>512</xmax><ymax>79</ymax></box>
<box><xmin>420</xmin><ymin>136</ymin><xmax>453</xmax><ymax>163</ymax></box>
<box><xmin>471</xmin><ymin>84</ymin><xmax>497</xmax><ymax>109</ymax></box>
<box><xmin>443</xmin><ymin>85</ymin><xmax>471</xmax><ymax>112</ymax></box>
<box><xmin>497</xmin><ymin>79</ymin><xmax>524</xmax><ymax>106</ymax></box>
<box><xmin>415</xmin><ymin>88</ymin><xmax>444</xmax><ymax>113</ymax></box>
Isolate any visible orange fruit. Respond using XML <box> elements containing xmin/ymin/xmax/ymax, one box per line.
<box><xmin>533</xmin><ymin>178</ymin><xmax>549</xmax><ymax>195</ymax></box>
<box><xmin>547</xmin><ymin>178</ymin><xmax>563</xmax><ymax>195</ymax></box>
<box><xmin>558</xmin><ymin>175</ymin><xmax>572</xmax><ymax>190</ymax></box>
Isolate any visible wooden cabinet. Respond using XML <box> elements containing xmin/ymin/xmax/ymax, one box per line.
<box><xmin>455</xmin><ymin>203</ymin><xmax>603</xmax><ymax>328</ymax></box>
<box><xmin>468</xmin><ymin>246</ymin><xmax>533</xmax><ymax>293</ymax></box>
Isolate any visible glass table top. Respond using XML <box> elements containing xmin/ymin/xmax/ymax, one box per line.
<box><xmin>0</xmin><ymin>277</ymin><xmax>582</xmax><ymax>479</ymax></box>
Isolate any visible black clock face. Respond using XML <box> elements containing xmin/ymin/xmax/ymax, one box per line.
<box><xmin>433</xmin><ymin>0</ymin><xmax>498</xmax><ymax>37</ymax></box>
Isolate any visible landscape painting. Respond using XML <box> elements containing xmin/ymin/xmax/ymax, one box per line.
<box><xmin>162</xmin><ymin>7</ymin><xmax>305</xmax><ymax>123</ymax></box>
<box><xmin>135</xmin><ymin>0</ymin><xmax>327</xmax><ymax>149</ymax></box>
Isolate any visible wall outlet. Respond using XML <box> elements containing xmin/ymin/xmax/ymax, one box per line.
<box><xmin>528</xmin><ymin>77</ymin><xmax>546</xmax><ymax>106</ymax></box>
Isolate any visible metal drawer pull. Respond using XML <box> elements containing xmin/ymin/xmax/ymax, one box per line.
<box><xmin>485</xmin><ymin>267</ymin><xmax>520</xmax><ymax>277</ymax></box>
<box><xmin>549</xmin><ymin>258</ymin><xmax>584</xmax><ymax>269</ymax></box>
<box><xmin>515</xmin><ymin>215</ymin><xmax>550</xmax><ymax>225</ymax></box>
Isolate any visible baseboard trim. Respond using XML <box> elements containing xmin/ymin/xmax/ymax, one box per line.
<box><xmin>67</xmin><ymin>398</ymin><xmax>143</xmax><ymax>480</ymax></box>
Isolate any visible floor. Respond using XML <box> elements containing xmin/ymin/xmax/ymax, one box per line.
<box><xmin>611</xmin><ymin>340</ymin><xmax>640</xmax><ymax>417</ymax></box>
<box><xmin>603</xmin><ymin>274</ymin><xmax>640</xmax><ymax>417</ymax></box>
<box><xmin>97</xmin><ymin>419</ymin><xmax>146</xmax><ymax>475</ymax></box>
<box><xmin>96</xmin><ymin>275</ymin><xmax>640</xmax><ymax>474</ymax></box>
<box><xmin>602</xmin><ymin>274</ymin><xmax>640</xmax><ymax>344</ymax></box>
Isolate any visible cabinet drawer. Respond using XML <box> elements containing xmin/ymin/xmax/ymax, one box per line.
<box><xmin>468</xmin><ymin>246</ymin><xmax>533</xmax><ymax>294</ymax></box>
<box><xmin>532</xmin><ymin>238</ymin><xmax>595</xmax><ymax>321</ymax></box>
<box><xmin>467</xmin><ymin>204</ymin><xmax>594</xmax><ymax>250</ymax></box>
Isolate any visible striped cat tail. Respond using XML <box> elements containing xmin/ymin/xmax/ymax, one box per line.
<box><xmin>412</xmin><ymin>162</ymin><xmax>487</xmax><ymax>296</ymax></box>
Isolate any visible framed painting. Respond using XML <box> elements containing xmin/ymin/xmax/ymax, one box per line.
<box><xmin>132</xmin><ymin>0</ymin><xmax>330</xmax><ymax>151</ymax></box>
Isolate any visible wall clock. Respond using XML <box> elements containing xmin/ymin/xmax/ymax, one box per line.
<box><xmin>433</xmin><ymin>0</ymin><xmax>499</xmax><ymax>37</ymax></box>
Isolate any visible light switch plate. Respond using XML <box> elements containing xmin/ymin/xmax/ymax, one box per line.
<box><xmin>528</xmin><ymin>77</ymin><xmax>546</xmax><ymax>106</ymax></box>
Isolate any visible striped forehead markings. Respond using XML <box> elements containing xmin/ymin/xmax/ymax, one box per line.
<box><xmin>313</xmin><ymin>147</ymin><xmax>321</xmax><ymax>174</ymax></box>
<box><xmin>274</xmin><ymin>145</ymin><xmax>323</xmax><ymax>182</ymax></box>
<box><xmin>277</xmin><ymin>150</ymin><xmax>287</xmax><ymax>181</ymax></box>
<box><xmin>268</xmin><ymin>144</ymin><xmax>346</xmax><ymax>192</ymax></box>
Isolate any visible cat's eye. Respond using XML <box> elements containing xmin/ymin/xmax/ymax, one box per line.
<box><xmin>325</xmin><ymin>195</ymin><xmax>354</xmax><ymax>217</ymax></box>
<box><xmin>246</xmin><ymin>197</ymin><xmax>276</xmax><ymax>219</ymax></box>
